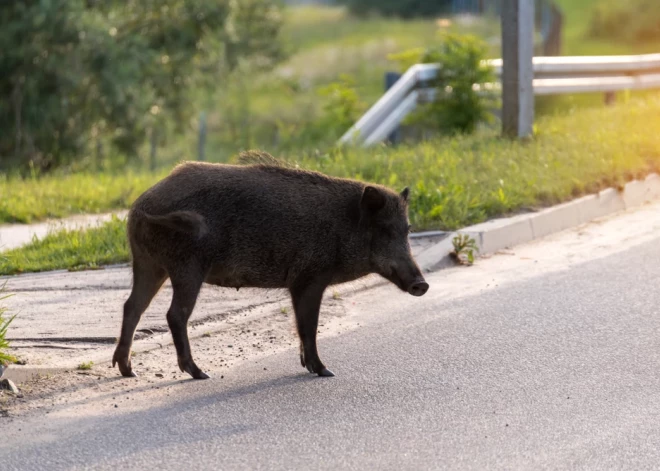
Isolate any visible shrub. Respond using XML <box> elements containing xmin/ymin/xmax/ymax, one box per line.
<box><xmin>390</xmin><ymin>32</ymin><xmax>497</xmax><ymax>135</ymax></box>
<box><xmin>273</xmin><ymin>74</ymin><xmax>368</xmax><ymax>151</ymax></box>
<box><xmin>316</xmin><ymin>75</ymin><xmax>368</xmax><ymax>137</ymax></box>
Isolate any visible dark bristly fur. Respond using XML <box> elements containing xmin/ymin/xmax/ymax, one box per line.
<box><xmin>113</xmin><ymin>151</ymin><xmax>428</xmax><ymax>379</ymax></box>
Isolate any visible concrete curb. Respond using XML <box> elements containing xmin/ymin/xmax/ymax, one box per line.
<box><xmin>414</xmin><ymin>173</ymin><xmax>660</xmax><ymax>271</ymax></box>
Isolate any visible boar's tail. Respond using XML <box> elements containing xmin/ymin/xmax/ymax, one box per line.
<box><xmin>139</xmin><ymin>211</ymin><xmax>209</xmax><ymax>238</ymax></box>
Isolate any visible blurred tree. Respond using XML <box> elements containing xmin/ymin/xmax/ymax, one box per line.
<box><xmin>337</xmin><ymin>0</ymin><xmax>452</xmax><ymax>18</ymax></box>
<box><xmin>0</xmin><ymin>0</ymin><xmax>284</xmax><ymax>171</ymax></box>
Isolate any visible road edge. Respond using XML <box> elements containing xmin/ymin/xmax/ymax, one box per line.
<box><xmin>414</xmin><ymin>173</ymin><xmax>660</xmax><ymax>271</ymax></box>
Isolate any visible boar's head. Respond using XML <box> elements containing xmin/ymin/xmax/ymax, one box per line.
<box><xmin>360</xmin><ymin>186</ymin><xmax>428</xmax><ymax>297</ymax></box>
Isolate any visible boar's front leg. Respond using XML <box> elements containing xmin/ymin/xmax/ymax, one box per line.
<box><xmin>290</xmin><ymin>279</ymin><xmax>334</xmax><ymax>377</ymax></box>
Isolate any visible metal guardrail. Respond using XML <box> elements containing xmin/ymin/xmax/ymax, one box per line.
<box><xmin>338</xmin><ymin>53</ymin><xmax>660</xmax><ymax>147</ymax></box>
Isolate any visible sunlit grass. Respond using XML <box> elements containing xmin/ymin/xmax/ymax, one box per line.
<box><xmin>0</xmin><ymin>171</ymin><xmax>163</xmax><ymax>224</ymax></box>
<box><xmin>3</xmin><ymin>96</ymin><xmax>660</xmax><ymax>274</ymax></box>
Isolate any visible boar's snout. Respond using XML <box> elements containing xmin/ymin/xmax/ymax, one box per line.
<box><xmin>408</xmin><ymin>280</ymin><xmax>429</xmax><ymax>297</ymax></box>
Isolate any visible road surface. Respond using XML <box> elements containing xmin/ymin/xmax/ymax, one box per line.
<box><xmin>2</xmin><ymin>202</ymin><xmax>660</xmax><ymax>470</ymax></box>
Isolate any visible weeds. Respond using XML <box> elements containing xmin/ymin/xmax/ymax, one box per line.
<box><xmin>77</xmin><ymin>361</ymin><xmax>94</xmax><ymax>371</ymax></box>
<box><xmin>451</xmin><ymin>234</ymin><xmax>479</xmax><ymax>265</ymax></box>
<box><xmin>0</xmin><ymin>287</ymin><xmax>17</xmax><ymax>365</ymax></box>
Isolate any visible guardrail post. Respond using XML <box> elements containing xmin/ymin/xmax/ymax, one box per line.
<box><xmin>501</xmin><ymin>0</ymin><xmax>535</xmax><ymax>138</ymax></box>
<box><xmin>384</xmin><ymin>72</ymin><xmax>402</xmax><ymax>145</ymax></box>
<box><xmin>604</xmin><ymin>92</ymin><xmax>616</xmax><ymax>106</ymax></box>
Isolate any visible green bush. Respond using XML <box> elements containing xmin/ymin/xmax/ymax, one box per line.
<box><xmin>589</xmin><ymin>0</ymin><xmax>660</xmax><ymax>43</ymax></box>
<box><xmin>390</xmin><ymin>32</ymin><xmax>497</xmax><ymax>135</ymax></box>
<box><xmin>337</xmin><ymin>0</ymin><xmax>452</xmax><ymax>18</ymax></box>
<box><xmin>0</xmin><ymin>0</ymin><xmax>284</xmax><ymax>172</ymax></box>
<box><xmin>317</xmin><ymin>75</ymin><xmax>367</xmax><ymax>134</ymax></box>
<box><xmin>264</xmin><ymin>75</ymin><xmax>368</xmax><ymax>152</ymax></box>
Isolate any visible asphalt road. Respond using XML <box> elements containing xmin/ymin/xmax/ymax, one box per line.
<box><xmin>3</xmin><ymin>215</ymin><xmax>660</xmax><ymax>470</ymax></box>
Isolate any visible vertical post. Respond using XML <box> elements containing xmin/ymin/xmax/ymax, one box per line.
<box><xmin>149</xmin><ymin>127</ymin><xmax>157</xmax><ymax>171</ymax></box>
<box><xmin>198</xmin><ymin>111</ymin><xmax>207</xmax><ymax>161</ymax></box>
<box><xmin>384</xmin><ymin>72</ymin><xmax>402</xmax><ymax>145</ymax></box>
<box><xmin>95</xmin><ymin>139</ymin><xmax>103</xmax><ymax>171</ymax></box>
<box><xmin>501</xmin><ymin>0</ymin><xmax>535</xmax><ymax>138</ymax></box>
<box><xmin>604</xmin><ymin>91</ymin><xmax>616</xmax><ymax>106</ymax></box>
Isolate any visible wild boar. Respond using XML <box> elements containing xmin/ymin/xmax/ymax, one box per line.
<box><xmin>113</xmin><ymin>151</ymin><xmax>428</xmax><ymax>379</ymax></box>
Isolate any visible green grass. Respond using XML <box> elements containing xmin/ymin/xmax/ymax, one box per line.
<box><xmin>1</xmin><ymin>2</ymin><xmax>657</xmax><ymax>227</ymax></box>
<box><xmin>187</xmin><ymin>6</ymin><xmax>500</xmax><ymax>162</ymax></box>
<box><xmin>2</xmin><ymin>96</ymin><xmax>660</xmax><ymax>275</ymax></box>
<box><xmin>143</xmin><ymin>1</ymin><xmax>660</xmax><ymax>166</ymax></box>
<box><xmin>77</xmin><ymin>361</ymin><xmax>94</xmax><ymax>371</ymax></box>
<box><xmin>0</xmin><ymin>171</ymin><xmax>161</xmax><ymax>224</ymax></box>
<box><xmin>0</xmin><ymin>6</ymin><xmax>492</xmax><ymax>226</ymax></box>
<box><xmin>0</xmin><ymin>216</ymin><xmax>129</xmax><ymax>275</ymax></box>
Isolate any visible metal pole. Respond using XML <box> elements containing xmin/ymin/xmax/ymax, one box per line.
<box><xmin>198</xmin><ymin>112</ymin><xmax>207</xmax><ymax>161</ymax></box>
<box><xmin>501</xmin><ymin>0</ymin><xmax>535</xmax><ymax>138</ymax></box>
<box><xmin>384</xmin><ymin>72</ymin><xmax>402</xmax><ymax>145</ymax></box>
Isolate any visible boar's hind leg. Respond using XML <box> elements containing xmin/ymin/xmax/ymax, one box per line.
<box><xmin>113</xmin><ymin>262</ymin><xmax>167</xmax><ymax>377</ymax></box>
<box><xmin>291</xmin><ymin>280</ymin><xmax>334</xmax><ymax>377</ymax></box>
<box><xmin>167</xmin><ymin>270</ymin><xmax>209</xmax><ymax>379</ymax></box>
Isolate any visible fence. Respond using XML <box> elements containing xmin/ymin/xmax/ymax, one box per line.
<box><xmin>338</xmin><ymin>53</ymin><xmax>660</xmax><ymax>147</ymax></box>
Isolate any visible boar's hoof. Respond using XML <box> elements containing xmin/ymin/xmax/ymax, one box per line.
<box><xmin>301</xmin><ymin>354</ymin><xmax>334</xmax><ymax>376</ymax></box>
<box><xmin>118</xmin><ymin>364</ymin><xmax>137</xmax><ymax>378</ymax></box>
<box><xmin>193</xmin><ymin>371</ymin><xmax>211</xmax><ymax>380</ymax></box>
<box><xmin>317</xmin><ymin>368</ymin><xmax>335</xmax><ymax>377</ymax></box>
<box><xmin>179</xmin><ymin>359</ymin><xmax>210</xmax><ymax>379</ymax></box>
<box><xmin>186</xmin><ymin>366</ymin><xmax>211</xmax><ymax>380</ymax></box>
<box><xmin>306</xmin><ymin>363</ymin><xmax>334</xmax><ymax>377</ymax></box>
<box><xmin>113</xmin><ymin>353</ymin><xmax>137</xmax><ymax>378</ymax></box>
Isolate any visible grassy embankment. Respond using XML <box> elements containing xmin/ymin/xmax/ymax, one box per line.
<box><xmin>2</xmin><ymin>95</ymin><xmax>660</xmax><ymax>275</ymax></box>
<box><xmin>2</xmin><ymin>1</ymin><xmax>659</xmax><ymax>274</ymax></box>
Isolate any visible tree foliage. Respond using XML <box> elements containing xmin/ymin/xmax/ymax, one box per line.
<box><xmin>0</xmin><ymin>0</ymin><xmax>284</xmax><ymax>171</ymax></box>
<box><xmin>337</xmin><ymin>0</ymin><xmax>452</xmax><ymax>18</ymax></box>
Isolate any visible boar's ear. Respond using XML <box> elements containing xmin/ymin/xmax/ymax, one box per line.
<box><xmin>361</xmin><ymin>186</ymin><xmax>386</xmax><ymax>213</ymax></box>
<box><xmin>400</xmin><ymin>187</ymin><xmax>410</xmax><ymax>202</ymax></box>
